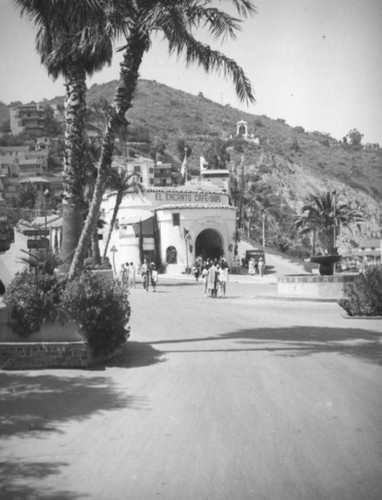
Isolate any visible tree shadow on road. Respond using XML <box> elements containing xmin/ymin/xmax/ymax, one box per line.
<box><xmin>107</xmin><ymin>341</ymin><xmax>165</xmax><ymax>369</ymax></box>
<box><xmin>149</xmin><ymin>325</ymin><xmax>382</xmax><ymax>366</ymax></box>
<box><xmin>0</xmin><ymin>372</ymin><xmax>147</xmax><ymax>439</ymax></box>
<box><xmin>0</xmin><ymin>461</ymin><xmax>86</xmax><ymax>500</ymax></box>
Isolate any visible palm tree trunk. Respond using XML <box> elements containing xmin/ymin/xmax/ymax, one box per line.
<box><xmin>103</xmin><ymin>192</ymin><xmax>123</xmax><ymax>259</ymax></box>
<box><xmin>311</xmin><ymin>230</ymin><xmax>316</xmax><ymax>255</ymax></box>
<box><xmin>60</xmin><ymin>65</ymin><xmax>87</xmax><ymax>270</ymax></box>
<box><xmin>91</xmin><ymin>225</ymin><xmax>101</xmax><ymax>266</ymax></box>
<box><xmin>68</xmin><ymin>30</ymin><xmax>148</xmax><ymax>279</ymax></box>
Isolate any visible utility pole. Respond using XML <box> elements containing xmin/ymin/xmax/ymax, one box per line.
<box><xmin>262</xmin><ymin>209</ymin><xmax>265</xmax><ymax>248</ymax></box>
<box><xmin>239</xmin><ymin>155</ymin><xmax>245</xmax><ymax>229</ymax></box>
<box><xmin>332</xmin><ymin>190</ymin><xmax>337</xmax><ymax>254</ymax></box>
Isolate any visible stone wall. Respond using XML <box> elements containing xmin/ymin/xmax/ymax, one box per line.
<box><xmin>277</xmin><ymin>274</ymin><xmax>357</xmax><ymax>300</ymax></box>
<box><xmin>0</xmin><ymin>341</ymin><xmax>89</xmax><ymax>369</ymax></box>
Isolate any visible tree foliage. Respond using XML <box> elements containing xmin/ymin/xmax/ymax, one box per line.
<box><xmin>295</xmin><ymin>190</ymin><xmax>364</xmax><ymax>254</ymax></box>
<box><xmin>347</xmin><ymin>128</ymin><xmax>363</xmax><ymax>146</ymax></box>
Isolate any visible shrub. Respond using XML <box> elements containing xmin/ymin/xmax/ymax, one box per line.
<box><xmin>294</xmin><ymin>126</ymin><xmax>305</xmax><ymax>133</ymax></box>
<box><xmin>61</xmin><ymin>272</ymin><xmax>131</xmax><ymax>357</ymax></box>
<box><xmin>4</xmin><ymin>272</ymin><xmax>66</xmax><ymax>337</ymax></box>
<box><xmin>338</xmin><ymin>265</ymin><xmax>382</xmax><ymax>316</ymax></box>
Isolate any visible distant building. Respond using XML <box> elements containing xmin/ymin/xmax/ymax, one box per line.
<box><xmin>101</xmin><ymin>185</ymin><xmax>237</xmax><ymax>274</ymax></box>
<box><xmin>154</xmin><ymin>162</ymin><xmax>172</xmax><ymax>187</ymax></box>
<box><xmin>18</xmin><ymin>150</ymin><xmax>48</xmax><ymax>176</ymax></box>
<box><xmin>364</xmin><ymin>143</ymin><xmax>380</xmax><ymax>151</ymax></box>
<box><xmin>0</xmin><ymin>147</ymin><xmax>48</xmax><ymax>178</ymax></box>
<box><xmin>236</xmin><ymin>120</ymin><xmax>248</xmax><ymax>139</ymax></box>
<box><xmin>200</xmin><ymin>169</ymin><xmax>230</xmax><ymax>195</ymax></box>
<box><xmin>235</xmin><ymin>119</ymin><xmax>259</xmax><ymax>144</ymax></box>
<box><xmin>50</xmin><ymin>104</ymin><xmax>64</xmax><ymax>123</ymax></box>
<box><xmin>112</xmin><ymin>155</ymin><xmax>155</xmax><ymax>187</ymax></box>
<box><xmin>10</xmin><ymin>103</ymin><xmax>45</xmax><ymax>135</ymax></box>
<box><xmin>0</xmin><ymin>146</ymin><xmax>30</xmax><ymax>157</ymax></box>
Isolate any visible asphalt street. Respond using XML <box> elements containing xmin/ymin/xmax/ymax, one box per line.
<box><xmin>1</xmin><ymin>273</ymin><xmax>381</xmax><ymax>500</ymax></box>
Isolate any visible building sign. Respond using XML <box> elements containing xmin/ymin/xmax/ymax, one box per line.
<box><xmin>154</xmin><ymin>192</ymin><xmax>225</xmax><ymax>204</ymax></box>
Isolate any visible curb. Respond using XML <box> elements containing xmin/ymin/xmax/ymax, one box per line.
<box><xmin>253</xmin><ymin>294</ymin><xmax>338</xmax><ymax>303</ymax></box>
<box><xmin>340</xmin><ymin>313</ymin><xmax>382</xmax><ymax>320</ymax></box>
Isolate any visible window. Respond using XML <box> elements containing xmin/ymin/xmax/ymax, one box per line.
<box><xmin>134</xmin><ymin>165</ymin><xmax>141</xmax><ymax>173</ymax></box>
<box><xmin>172</xmin><ymin>213</ymin><xmax>180</xmax><ymax>226</ymax></box>
<box><xmin>166</xmin><ymin>246</ymin><xmax>177</xmax><ymax>264</ymax></box>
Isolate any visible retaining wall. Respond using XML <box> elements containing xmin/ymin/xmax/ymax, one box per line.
<box><xmin>277</xmin><ymin>274</ymin><xmax>357</xmax><ymax>300</ymax></box>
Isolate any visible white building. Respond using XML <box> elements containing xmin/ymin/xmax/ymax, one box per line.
<box><xmin>101</xmin><ymin>185</ymin><xmax>238</xmax><ymax>274</ymax></box>
<box><xmin>112</xmin><ymin>155</ymin><xmax>155</xmax><ymax>186</ymax></box>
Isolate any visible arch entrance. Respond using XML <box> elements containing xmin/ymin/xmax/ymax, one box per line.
<box><xmin>195</xmin><ymin>229</ymin><xmax>223</xmax><ymax>261</ymax></box>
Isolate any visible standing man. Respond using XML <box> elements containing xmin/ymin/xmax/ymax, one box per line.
<box><xmin>129</xmin><ymin>262</ymin><xmax>136</xmax><ymax>288</ymax></box>
<box><xmin>258</xmin><ymin>256</ymin><xmax>265</xmax><ymax>277</ymax></box>
<box><xmin>141</xmin><ymin>259</ymin><xmax>150</xmax><ymax>291</ymax></box>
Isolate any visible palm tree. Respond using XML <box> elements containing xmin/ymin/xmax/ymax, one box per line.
<box><xmin>295</xmin><ymin>190</ymin><xmax>364</xmax><ymax>255</ymax></box>
<box><xmin>13</xmin><ymin>0</ymin><xmax>117</xmax><ymax>269</ymax></box>
<box><xmin>69</xmin><ymin>0</ymin><xmax>256</xmax><ymax>278</ymax></box>
<box><xmin>103</xmin><ymin>170</ymin><xmax>143</xmax><ymax>259</ymax></box>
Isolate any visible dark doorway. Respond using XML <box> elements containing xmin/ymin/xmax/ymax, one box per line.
<box><xmin>195</xmin><ymin>229</ymin><xmax>223</xmax><ymax>261</ymax></box>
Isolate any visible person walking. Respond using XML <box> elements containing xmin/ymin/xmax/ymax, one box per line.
<box><xmin>218</xmin><ymin>265</ymin><xmax>228</xmax><ymax>297</ymax></box>
<box><xmin>117</xmin><ymin>263</ymin><xmax>128</xmax><ymax>288</ymax></box>
<box><xmin>202</xmin><ymin>264</ymin><xmax>209</xmax><ymax>296</ymax></box>
<box><xmin>207</xmin><ymin>260</ymin><xmax>219</xmax><ymax>298</ymax></box>
<box><xmin>248</xmin><ymin>258</ymin><xmax>255</xmax><ymax>276</ymax></box>
<box><xmin>193</xmin><ymin>264</ymin><xmax>200</xmax><ymax>282</ymax></box>
<box><xmin>151</xmin><ymin>265</ymin><xmax>158</xmax><ymax>292</ymax></box>
<box><xmin>129</xmin><ymin>262</ymin><xmax>136</xmax><ymax>288</ymax></box>
<box><xmin>141</xmin><ymin>259</ymin><xmax>150</xmax><ymax>291</ymax></box>
<box><xmin>258</xmin><ymin>256</ymin><xmax>265</xmax><ymax>277</ymax></box>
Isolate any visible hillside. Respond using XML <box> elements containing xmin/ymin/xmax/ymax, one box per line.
<box><xmin>3</xmin><ymin>79</ymin><xmax>382</xmax><ymax>250</ymax></box>
<box><xmin>83</xmin><ymin>80</ymin><xmax>382</xmax><ymax>248</ymax></box>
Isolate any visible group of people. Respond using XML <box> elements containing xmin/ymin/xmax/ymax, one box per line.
<box><xmin>248</xmin><ymin>257</ymin><xmax>265</xmax><ymax>276</ymax></box>
<box><xmin>140</xmin><ymin>258</ymin><xmax>158</xmax><ymax>292</ymax></box>
<box><xmin>193</xmin><ymin>257</ymin><xmax>229</xmax><ymax>298</ymax></box>
<box><xmin>117</xmin><ymin>262</ymin><xmax>136</xmax><ymax>289</ymax></box>
<box><xmin>118</xmin><ymin>259</ymin><xmax>158</xmax><ymax>292</ymax></box>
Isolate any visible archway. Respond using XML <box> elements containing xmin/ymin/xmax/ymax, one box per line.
<box><xmin>195</xmin><ymin>229</ymin><xmax>223</xmax><ymax>261</ymax></box>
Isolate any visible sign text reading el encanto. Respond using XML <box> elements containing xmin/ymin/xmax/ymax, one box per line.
<box><xmin>155</xmin><ymin>192</ymin><xmax>222</xmax><ymax>203</ymax></box>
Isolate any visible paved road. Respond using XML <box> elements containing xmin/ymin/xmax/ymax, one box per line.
<box><xmin>1</xmin><ymin>277</ymin><xmax>382</xmax><ymax>499</ymax></box>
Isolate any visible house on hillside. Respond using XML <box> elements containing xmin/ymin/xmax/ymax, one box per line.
<box><xmin>364</xmin><ymin>143</ymin><xmax>380</xmax><ymax>151</ymax></box>
<box><xmin>10</xmin><ymin>103</ymin><xmax>45</xmax><ymax>135</ymax></box>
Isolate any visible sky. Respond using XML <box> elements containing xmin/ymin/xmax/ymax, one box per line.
<box><xmin>0</xmin><ymin>0</ymin><xmax>381</xmax><ymax>144</ymax></box>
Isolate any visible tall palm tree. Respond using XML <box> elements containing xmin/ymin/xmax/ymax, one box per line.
<box><xmin>13</xmin><ymin>0</ymin><xmax>119</xmax><ymax>269</ymax></box>
<box><xmin>69</xmin><ymin>0</ymin><xmax>256</xmax><ymax>278</ymax></box>
<box><xmin>295</xmin><ymin>190</ymin><xmax>364</xmax><ymax>255</ymax></box>
<box><xmin>102</xmin><ymin>169</ymin><xmax>143</xmax><ymax>258</ymax></box>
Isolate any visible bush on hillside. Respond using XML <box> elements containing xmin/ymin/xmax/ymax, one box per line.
<box><xmin>338</xmin><ymin>265</ymin><xmax>382</xmax><ymax>316</ymax></box>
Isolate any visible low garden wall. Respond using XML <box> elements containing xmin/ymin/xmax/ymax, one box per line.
<box><xmin>0</xmin><ymin>341</ymin><xmax>89</xmax><ymax>369</ymax></box>
<box><xmin>277</xmin><ymin>274</ymin><xmax>357</xmax><ymax>300</ymax></box>
<box><xmin>0</xmin><ymin>298</ymin><xmax>89</xmax><ymax>369</ymax></box>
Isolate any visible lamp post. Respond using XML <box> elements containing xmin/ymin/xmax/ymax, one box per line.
<box><xmin>247</xmin><ymin>205</ymin><xmax>254</xmax><ymax>239</ymax></box>
<box><xmin>332</xmin><ymin>190</ymin><xmax>337</xmax><ymax>254</ymax></box>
